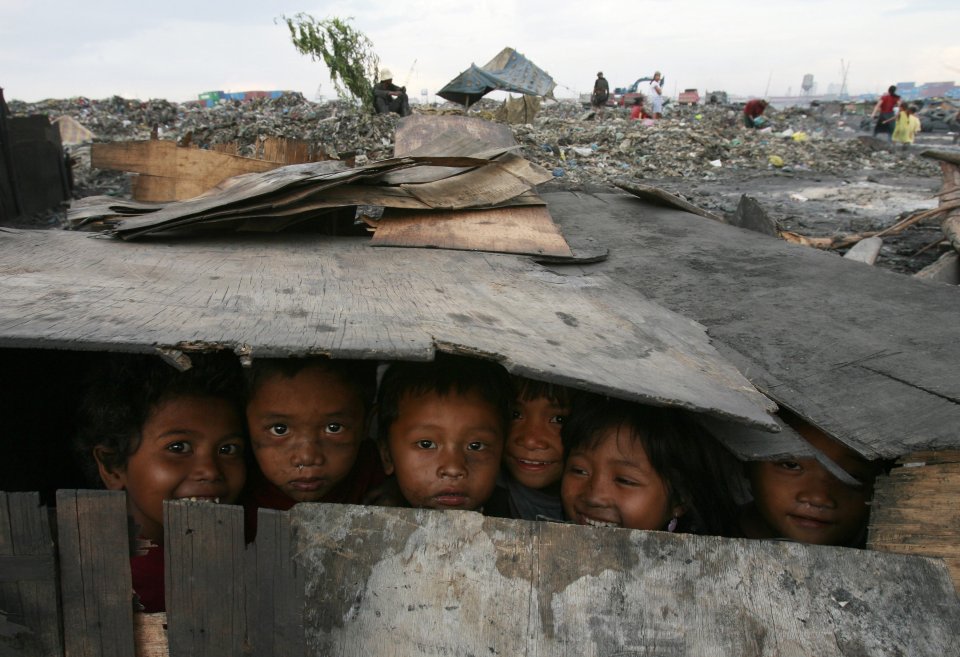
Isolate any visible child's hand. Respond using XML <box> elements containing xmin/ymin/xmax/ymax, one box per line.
<box><xmin>363</xmin><ymin>476</ymin><xmax>404</xmax><ymax>507</ymax></box>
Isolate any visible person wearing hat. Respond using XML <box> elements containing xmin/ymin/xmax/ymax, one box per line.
<box><xmin>373</xmin><ymin>68</ymin><xmax>411</xmax><ymax>116</ymax></box>
<box><xmin>591</xmin><ymin>71</ymin><xmax>610</xmax><ymax>119</ymax></box>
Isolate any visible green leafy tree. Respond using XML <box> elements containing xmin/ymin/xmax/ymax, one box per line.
<box><xmin>281</xmin><ymin>14</ymin><xmax>380</xmax><ymax>105</ymax></box>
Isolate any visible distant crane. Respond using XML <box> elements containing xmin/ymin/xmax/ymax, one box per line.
<box><xmin>402</xmin><ymin>59</ymin><xmax>418</xmax><ymax>88</ymax></box>
<box><xmin>839</xmin><ymin>59</ymin><xmax>851</xmax><ymax>98</ymax></box>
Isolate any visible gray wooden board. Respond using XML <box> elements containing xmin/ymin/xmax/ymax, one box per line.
<box><xmin>292</xmin><ymin>504</ymin><xmax>960</xmax><ymax>657</ymax></box>
<box><xmin>249</xmin><ymin>509</ymin><xmax>305</xmax><ymax>657</ymax></box>
<box><xmin>541</xmin><ymin>191</ymin><xmax>960</xmax><ymax>459</ymax></box>
<box><xmin>0</xmin><ymin>228</ymin><xmax>775</xmax><ymax>428</ymax></box>
<box><xmin>164</xmin><ymin>501</ymin><xmax>247</xmax><ymax>657</ymax></box>
<box><xmin>0</xmin><ymin>493</ymin><xmax>60</xmax><ymax>657</ymax></box>
<box><xmin>55</xmin><ymin>490</ymin><xmax>135</xmax><ymax>657</ymax></box>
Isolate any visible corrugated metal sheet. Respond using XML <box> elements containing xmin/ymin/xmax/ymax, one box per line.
<box><xmin>438</xmin><ymin>47</ymin><xmax>555</xmax><ymax>106</ymax></box>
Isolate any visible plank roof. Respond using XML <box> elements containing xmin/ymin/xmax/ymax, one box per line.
<box><xmin>543</xmin><ymin>190</ymin><xmax>960</xmax><ymax>459</ymax></box>
<box><xmin>0</xmin><ymin>226</ymin><xmax>776</xmax><ymax>430</ymax></box>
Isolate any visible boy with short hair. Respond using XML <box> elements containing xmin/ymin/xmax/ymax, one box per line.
<box><xmin>740</xmin><ymin>411</ymin><xmax>885</xmax><ymax>547</ymax></box>
<box><xmin>244</xmin><ymin>358</ymin><xmax>383</xmax><ymax>523</ymax></box>
<box><xmin>76</xmin><ymin>352</ymin><xmax>248</xmax><ymax>612</ymax></box>
<box><xmin>376</xmin><ymin>355</ymin><xmax>511</xmax><ymax>511</ymax></box>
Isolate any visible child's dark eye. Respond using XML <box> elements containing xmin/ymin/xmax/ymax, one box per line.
<box><xmin>511</xmin><ymin>410</ymin><xmax>523</xmax><ymax>421</ymax></box>
<box><xmin>416</xmin><ymin>440</ymin><xmax>436</xmax><ymax>449</ymax></box>
<box><xmin>325</xmin><ymin>423</ymin><xmax>344</xmax><ymax>434</ymax></box>
<box><xmin>777</xmin><ymin>461</ymin><xmax>802</xmax><ymax>472</ymax></box>
<box><xmin>268</xmin><ymin>424</ymin><xmax>289</xmax><ymax>437</ymax></box>
<box><xmin>166</xmin><ymin>441</ymin><xmax>190</xmax><ymax>454</ymax></box>
<box><xmin>615</xmin><ymin>476</ymin><xmax>640</xmax><ymax>487</ymax></box>
<box><xmin>219</xmin><ymin>443</ymin><xmax>243</xmax><ymax>456</ymax></box>
<box><xmin>550</xmin><ymin>415</ymin><xmax>566</xmax><ymax>425</ymax></box>
<box><xmin>567</xmin><ymin>465</ymin><xmax>588</xmax><ymax>477</ymax></box>
<box><xmin>466</xmin><ymin>441</ymin><xmax>485</xmax><ymax>451</ymax></box>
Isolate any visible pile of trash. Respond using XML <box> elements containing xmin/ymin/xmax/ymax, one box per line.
<box><xmin>7</xmin><ymin>93</ymin><xmax>940</xmax><ymax>199</ymax></box>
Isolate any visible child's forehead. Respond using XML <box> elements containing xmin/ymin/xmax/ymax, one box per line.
<box><xmin>579</xmin><ymin>423</ymin><xmax>651</xmax><ymax>462</ymax></box>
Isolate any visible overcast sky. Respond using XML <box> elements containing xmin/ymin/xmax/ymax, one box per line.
<box><xmin>2</xmin><ymin>0</ymin><xmax>958</xmax><ymax>104</ymax></box>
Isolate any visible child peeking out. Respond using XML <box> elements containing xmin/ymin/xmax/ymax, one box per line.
<box><xmin>488</xmin><ymin>376</ymin><xmax>575</xmax><ymax>521</ymax></box>
<box><xmin>739</xmin><ymin>411</ymin><xmax>885</xmax><ymax>547</ymax></box>
<box><xmin>244</xmin><ymin>358</ymin><xmax>383</xmax><ymax>527</ymax></box>
<box><xmin>561</xmin><ymin>396</ymin><xmax>740</xmax><ymax>535</ymax></box>
<box><xmin>376</xmin><ymin>355</ymin><xmax>511</xmax><ymax>512</ymax></box>
<box><xmin>76</xmin><ymin>353</ymin><xmax>248</xmax><ymax>613</ymax></box>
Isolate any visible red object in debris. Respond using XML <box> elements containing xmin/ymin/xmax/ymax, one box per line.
<box><xmin>678</xmin><ymin>89</ymin><xmax>700</xmax><ymax>105</ymax></box>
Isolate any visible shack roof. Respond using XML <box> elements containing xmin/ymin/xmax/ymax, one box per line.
<box><xmin>543</xmin><ymin>190</ymin><xmax>960</xmax><ymax>459</ymax></box>
<box><xmin>0</xmin><ymin>226</ymin><xmax>776</xmax><ymax>431</ymax></box>
<box><xmin>438</xmin><ymin>47</ymin><xmax>556</xmax><ymax>106</ymax></box>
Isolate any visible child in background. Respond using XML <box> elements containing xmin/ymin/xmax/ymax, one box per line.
<box><xmin>740</xmin><ymin>411</ymin><xmax>885</xmax><ymax>547</ymax></box>
<box><xmin>244</xmin><ymin>358</ymin><xmax>382</xmax><ymax>525</ymax></box>
<box><xmin>76</xmin><ymin>353</ymin><xmax>248</xmax><ymax>613</ymax></box>
<box><xmin>488</xmin><ymin>376</ymin><xmax>574</xmax><ymax>521</ymax></box>
<box><xmin>376</xmin><ymin>355</ymin><xmax>511</xmax><ymax>512</ymax></box>
<box><xmin>561</xmin><ymin>396</ymin><xmax>741</xmax><ymax>535</ymax></box>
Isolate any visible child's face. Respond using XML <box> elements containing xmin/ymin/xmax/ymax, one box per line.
<box><xmin>562</xmin><ymin>423</ymin><xmax>681</xmax><ymax>531</ymax></box>
<box><xmin>99</xmin><ymin>395</ymin><xmax>246</xmax><ymax>542</ymax></box>
<box><xmin>381</xmin><ymin>389</ymin><xmax>503</xmax><ymax>511</ymax></box>
<box><xmin>748</xmin><ymin>426</ymin><xmax>878</xmax><ymax>546</ymax></box>
<box><xmin>246</xmin><ymin>366</ymin><xmax>367</xmax><ymax>503</ymax></box>
<box><xmin>505</xmin><ymin>396</ymin><xmax>568</xmax><ymax>490</ymax></box>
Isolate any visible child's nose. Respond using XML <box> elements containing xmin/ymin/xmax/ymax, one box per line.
<box><xmin>192</xmin><ymin>452</ymin><xmax>224</xmax><ymax>482</ymax></box>
<box><xmin>513</xmin><ymin>423</ymin><xmax>549</xmax><ymax>450</ymax></box>
<box><xmin>797</xmin><ymin>470</ymin><xmax>837</xmax><ymax>508</ymax></box>
<box><xmin>290</xmin><ymin>436</ymin><xmax>326</xmax><ymax>467</ymax></box>
<box><xmin>437</xmin><ymin>450</ymin><xmax>467</xmax><ymax>479</ymax></box>
<box><xmin>581</xmin><ymin>476</ymin><xmax>611</xmax><ymax>506</ymax></box>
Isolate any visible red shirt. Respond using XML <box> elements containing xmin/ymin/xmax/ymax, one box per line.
<box><xmin>244</xmin><ymin>440</ymin><xmax>386</xmax><ymax>538</ymax></box>
<box><xmin>878</xmin><ymin>93</ymin><xmax>899</xmax><ymax>113</ymax></box>
<box><xmin>744</xmin><ymin>99</ymin><xmax>767</xmax><ymax>119</ymax></box>
<box><xmin>130</xmin><ymin>540</ymin><xmax>165</xmax><ymax>612</ymax></box>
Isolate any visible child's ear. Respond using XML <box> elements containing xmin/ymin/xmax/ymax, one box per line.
<box><xmin>378</xmin><ymin>442</ymin><xmax>395</xmax><ymax>476</ymax></box>
<box><xmin>92</xmin><ymin>446</ymin><xmax>127</xmax><ymax>490</ymax></box>
<box><xmin>672</xmin><ymin>502</ymin><xmax>687</xmax><ymax>520</ymax></box>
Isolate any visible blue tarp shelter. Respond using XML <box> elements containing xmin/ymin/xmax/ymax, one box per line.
<box><xmin>437</xmin><ymin>47</ymin><xmax>556</xmax><ymax>106</ymax></box>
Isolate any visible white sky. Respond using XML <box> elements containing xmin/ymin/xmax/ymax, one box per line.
<box><xmin>2</xmin><ymin>0</ymin><xmax>958</xmax><ymax>104</ymax></box>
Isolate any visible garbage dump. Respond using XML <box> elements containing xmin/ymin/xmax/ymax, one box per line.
<box><xmin>6</xmin><ymin>93</ymin><xmax>954</xmax><ymax>275</ymax></box>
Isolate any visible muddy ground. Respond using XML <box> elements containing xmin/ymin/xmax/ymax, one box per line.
<box><xmin>7</xmin><ymin>95</ymin><xmax>958</xmax><ymax>276</ymax></box>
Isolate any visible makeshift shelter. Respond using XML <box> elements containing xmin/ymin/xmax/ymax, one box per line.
<box><xmin>438</xmin><ymin>47</ymin><xmax>556</xmax><ymax>106</ymax></box>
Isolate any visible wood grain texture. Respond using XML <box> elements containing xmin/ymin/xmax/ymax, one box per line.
<box><xmin>0</xmin><ymin>492</ymin><xmax>61</xmax><ymax>657</ymax></box>
<box><xmin>373</xmin><ymin>205</ymin><xmax>572</xmax><ymax>257</ymax></box>
<box><xmin>164</xmin><ymin>501</ymin><xmax>246</xmax><ymax>657</ymax></box>
<box><xmin>0</xmin><ymin>229</ymin><xmax>775</xmax><ymax>429</ymax></box>
<box><xmin>543</xmin><ymin>190</ymin><xmax>960</xmax><ymax>458</ymax></box>
<box><xmin>56</xmin><ymin>490</ymin><xmax>135</xmax><ymax>657</ymax></box>
<box><xmin>132</xmin><ymin>614</ymin><xmax>167</xmax><ymax>657</ymax></box>
<box><xmin>249</xmin><ymin>509</ymin><xmax>304</xmax><ymax>657</ymax></box>
<box><xmin>292</xmin><ymin>504</ymin><xmax>960</xmax><ymax>657</ymax></box>
<box><xmin>868</xmin><ymin>450</ymin><xmax>960</xmax><ymax>591</ymax></box>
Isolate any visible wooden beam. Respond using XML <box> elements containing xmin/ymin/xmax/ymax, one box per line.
<box><xmin>868</xmin><ymin>450</ymin><xmax>960</xmax><ymax>591</ymax></box>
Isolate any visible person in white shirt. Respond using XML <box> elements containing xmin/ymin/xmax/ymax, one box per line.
<box><xmin>648</xmin><ymin>71</ymin><xmax>664</xmax><ymax>119</ymax></box>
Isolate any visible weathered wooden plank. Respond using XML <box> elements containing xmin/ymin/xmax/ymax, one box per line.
<box><xmin>133</xmin><ymin>614</ymin><xmax>167</xmax><ymax>657</ymax></box>
<box><xmin>56</xmin><ymin>489</ymin><xmax>135</xmax><ymax>657</ymax></box>
<box><xmin>868</xmin><ymin>450</ymin><xmax>960</xmax><ymax>591</ymax></box>
<box><xmin>164</xmin><ymin>501</ymin><xmax>246</xmax><ymax>657</ymax></box>
<box><xmin>544</xmin><ymin>190</ymin><xmax>960</xmax><ymax>457</ymax></box>
<box><xmin>914</xmin><ymin>250</ymin><xmax>959</xmax><ymax>284</ymax></box>
<box><xmin>842</xmin><ymin>236</ymin><xmax>883</xmax><ymax>264</ymax></box>
<box><xmin>248</xmin><ymin>509</ymin><xmax>304</xmax><ymax>657</ymax></box>
<box><xmin>0</xmin><ymin>492</ymin><xmax>61</xmax><ymax>657</ymax></box>
<box><xmin>0</xmin><ymin>229</ymin><xmax>776</xmax><ymax>429</ymax></box>
<box><xmin>374</xmin><ymin>205</ymin><xmax>573</xmax><ymax>257</ymax></box>
<box><xmin>394</xmin><ymin>114</ymin><xmax>518</xmax><ymax>155</ymax></box>
<box><xmin>293</xmin><ymin>504</ymin><xmax>960</xmax><ymax>656</ymax></box>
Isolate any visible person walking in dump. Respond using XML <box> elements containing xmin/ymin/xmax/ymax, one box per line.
<box><xmin>591</xmin><ymin>71</ymin><xmax>610</xmax><ymax>120</ymax></box>
<box><xmin>373</xmin><ymin>68</ymin><xmax>411</xmax><ymax>117</ymax></box>
<box><xmin>648</xmin><ymin>71</ymin><xmax>664</xmax><ymax>119</ymax></box>
<box><xmin>892</xmin><ymin>102</ymin><xmax>921</xmax><ymax>147</ymax></box>
<box><xmin>871</xmin><ymin>85</ymin><xmax>900</xmax><ymax>140</ymax></box>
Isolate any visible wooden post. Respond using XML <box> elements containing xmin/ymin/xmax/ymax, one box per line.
<box><xmin>247</xmin><ymin>509</ymin><xmax>304</xmax><ymax>657</ymax></box>
<box><xmin>0</xmin><ymin>492</ymin><xmax>61</xmax><ymax>657</ymax></box>
<box><xmin>868</xmin><ymin>450</ymin><xmax>960</xmax><ymax>591</ymax></box>
<box><xmin>164</xmin><ymin>501</ymin><xmax>246</xmax><ymax>657</ymax></box>
<box><xmin>56</xmin><ymin>489</ymin><xmax>136</xmax><ymax>657</ymax></box>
